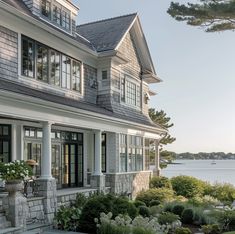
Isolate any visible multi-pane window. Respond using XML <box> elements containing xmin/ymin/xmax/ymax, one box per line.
<box><xmin>22</xmin><ymin>38</ymin><xmax>34</xmax><ymax>78</ymax></box>
<box><xmin>21</xmin><ymin>36</ymin><xmax>82</xmax><ymax>93</ymax></box>
<box><xmin>41</xmin><ymin>0</ymin><xmax>51</xmax><ymax>19</ymax></box>
<box><xmin>120</xmin><ymin>134</ymin><xmax>127</xmax><ymax>172</ymax></box>
<box><xmin>72</xmin><ymin>61</ymin><xmax>81</xmax><ymax>91</ymax></box>
<box><xmin>62</xmin><ymin>9</ymin><xmax>70</xmax><ymax>30</ymax></box>
<box><xmin>0</xmin><ymin>125</ymin><xmax>11</xmax><ymax>163</ymax></box>
<box><xmin>37</xmin><ymin>44</ymin><xmax>49</xmax><ymax>82</ymax></box>
<box><xmin>128</xmin><ymin>135</ymin><xmax>143</xmax><ymax>171</ymax></box>
<box><xmin>41</xmin><ymin>0</ymin><xmax>71</xmax><ymax>31</ymax></box>
<box><xmin>52</xmin><ymin>3</ymin><xmax>61</xmax><ymax>25</ymax></box>
<box><xmin>120</xmin><ymin>74</ymin><xmax>141</xmax><ymax>108</ymax></box>
<box><xmin>145</xmin><ymin>138</ymin><xmax>150</xmax><ymax>170</ymax></box>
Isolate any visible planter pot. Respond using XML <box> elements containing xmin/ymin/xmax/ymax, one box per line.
<box><xmin>5</xmin><ymin>180</ymin><xmax>24</xmax><ymax>195</ymax></box>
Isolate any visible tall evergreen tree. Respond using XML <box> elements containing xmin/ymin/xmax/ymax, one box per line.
<box><xmin>167</xmin><ymin>0</ymin><xmax>235</xmax><ymax>32</ymax></box>
<box><xmin>149</xmin><ymin>108</ymin><xmax>176</xmax><ymax>168</ymax></box>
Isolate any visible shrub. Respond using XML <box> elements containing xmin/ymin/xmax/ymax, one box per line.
<box><xmin>79</xmin><ymin>194</ymin><xmax>137</xmax><ymax>233</ymax></box>
<box><xmin>138</xmin><ymin>206</ymin><xmax>150</xmax><ymax>217</ymax></box>
<box><xmin>149</xmin><ymin>200</ymin><xmax>160</xmax><ymax>207</ymax></box>
<box><xmin>54</xmin><ymin>206</ymin><xmax>81</xmax><ymax>231</ymax></box>
<box><xmin>149</xmin><ymin>176</ymin><xmax>172</xmax><ymax>189</ymax></box>
<box><xmin>171</xmin><ymin>175</ymin><xmax>205</xmax><ymax>198</ymax></box>
<box><xmin>134</xmin><ymin>200</ymin><xmax>146</xmax><ymax>208</ymax></box>
<box><xmin>136</xmin><ymin>188</ymin><xmax>174</xmax><ymax>206</ymax></box>
<box><xmin>216</xmin><ymin>210</ymin><xmax>235</xmax><ymax>231</ymax></box>
<box><xmin>181</xmin><ymin>208</ymin><xmax>194</xmax><ymax>224</ymax></box>
<box><xmin>172</xmin><ymin>204</ymin><xmax>185</xmax><ymax>217</ymax></box>
<box><xmin>175</xmin><ymin>227</ymin><xmax>192</xmax><ymax>234</ymax></box>
<box><xmin>73</xmin><ymin>193</ymin><xmax>87</xmax><ymax>209</ymax></box>
<box><xmin>149</xmin><ymin>205</ymin><xmax>163</xmax><ymax>217</ymax></box>
<box><xmin>158</xmin><ymin>212</ymin><xmax>180</xmax><ymax>225</ymax></box>
<box><xmin>163</xmin><ymin>202</ymin><xmax>174</xmax><ymax>213</ymax></box>
<box><xmin>209</xmin><ymin>183</ymin><xmax>235</xmax><ymax>205</ymax></box>
<box><xmin>201</xmin><ymin>224</ymin><xmax>221</xmax><ymax>234</ymax></box>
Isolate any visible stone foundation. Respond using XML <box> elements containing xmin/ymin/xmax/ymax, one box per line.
<box><xmin>106</xmin><ymin>171</ymin><xmax>152</xmax><ymax>199</ymax></box>
<box><xmin>90</xmin><ymin>174</ymin><xmax>106</xmax><ymax>191</ymax></box>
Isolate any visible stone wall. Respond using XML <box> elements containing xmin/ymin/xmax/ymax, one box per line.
<box><xmin>27</xmin><ymin>197</ymin><xmax>45</xmax><ymax>224</ymax></box>
<box><xmin>106</xmin><ymin>171</ymin><xmax>152</xmax><ymax>199</ymax></box>
<box><xmin>0</xmin><ymin>26</ymin><xmax>18</xmax><ymax>80</ymax></box>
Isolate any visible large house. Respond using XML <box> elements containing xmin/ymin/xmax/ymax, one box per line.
<box><xmin>0</xmin><ymin>0</ymin><xmax>165</xmax><ymax>227</ymax></box>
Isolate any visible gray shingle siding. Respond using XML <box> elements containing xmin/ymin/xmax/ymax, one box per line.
<box><xmin>0</xmin><ymin>26</ymin><xmax>18</xmax><ymax>80</ymax></box>
<box><xmin>118</xmin><ymin>32</ymin><xmax>141</xmax><ymax>79</ymax></box>
<box><xmin>83</xmin><ymin>64</ymin><xmax>98</xmax><ymax>104</ymax></box>
<box><xmin>22</xmin><ymin>0</ymin><xmax>40</xmax><ymax>16</ymax></box>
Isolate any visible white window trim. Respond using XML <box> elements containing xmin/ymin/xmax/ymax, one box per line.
<box><xmin>120</xmin><ymin>72</ymin><xmax>142</xmax><ymax>110</ymax></box>
<box><xmin>18</xmin><ymin>35</ymin><xmax>84</xmax><ymax>99</ymax></box>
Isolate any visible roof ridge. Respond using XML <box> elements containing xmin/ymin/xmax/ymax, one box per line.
<box><xmin>77</xmin><ymin>12</ymin><xmax>137</xmax><ymax>28</ymax></box>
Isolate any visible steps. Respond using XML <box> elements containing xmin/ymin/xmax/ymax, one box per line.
<box><xmin>0</xmin><ymin>211</ymin><xmax>11</xmax><ymax>229</ymax></box>
<box><xmin>22</xmin><ymin>223</ymin><xmax>52</xmax><ymax>234</ymax></box>
<box><xmin>0</xmin><ymin>227</ymin><xmax>22</xmax><ymax>234</ymax></box>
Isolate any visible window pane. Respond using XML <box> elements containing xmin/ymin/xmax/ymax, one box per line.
<box><xmin>41</xmin><ymin>0</ymin><xmax>51</xmax><ymax>18</ymax></box>
<box><xmin>62</xmin><ymin>55</ymin><xmax>71</xmax><ymax>89</ymax></box>
<box><xmin>62</xmin><ymin>9</ymin><xmax>70</xmax><ymax>30</ymax></box>
<box><xmin>50</xmin><ymin>50</ymin><xmax>60</xmax><ymax>86</ymax></box>
<box><xmin>37</xmin><ymin>44</ymin><xmax>48</xmax><ymax>82</ymax></box>
<box><xmin>102</xmin><ymin>70</ymin><xmax>107</xmax><ymax>80</ymax></box>
<box><xmin>3</xmin><ymin>126</ymin><xmax>9</xmax><ymax>136</ymax></box>
<box><xmin>52</xmin><ymin>4</ymin><xmax>61</xmax><ymax>25</ymax></box>
<box><xmin>37</xmin><ymin>130</ymin><xmax>43</xmax><ymax>138</ymax></box>
<box><xmin>22</xmin><ymin>38</ymin><xmax>34</xmax><ymax>78</ymax></box>
<box><xmin>72</xmin><ymin>60</ymin><xmax>81</xmax><ymax>92</ymax></box>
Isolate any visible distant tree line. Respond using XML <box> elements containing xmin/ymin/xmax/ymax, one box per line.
<box><xmin>176</xmin><ymin>152</ymin><xmax>235</xmax><ymax>160</ymax></box>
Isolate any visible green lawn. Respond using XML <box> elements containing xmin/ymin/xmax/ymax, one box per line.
<box><xmin>223</xmin><ymin>232</ymin><xmax>235</xmax><ymax>234</ymax></box>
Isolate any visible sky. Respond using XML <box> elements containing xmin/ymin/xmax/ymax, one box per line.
<box><xmin>75</xmin><ymin>0</ymin><xmax>235</xmax><ymax>154</ymax></box>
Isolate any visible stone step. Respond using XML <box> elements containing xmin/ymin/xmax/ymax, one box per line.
<box><xmin>0</xmin><ymin>227</ymin><xmax>21</xmax><ymax>234</ymax></box>
<box><xmin>23</xmin><ymin>223</ymin><xmax>52</xmax><ymax>234</ymax></box>
<box><xmin>0</xmin><ymin>213</ymin><xmax>11</xmax><ymax>229</ymax></box>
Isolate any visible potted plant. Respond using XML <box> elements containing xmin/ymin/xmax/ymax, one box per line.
<box><xmin>0</xmin><ymin>160</ymin><xmax>33</xmax><ymax>195</ymax></box>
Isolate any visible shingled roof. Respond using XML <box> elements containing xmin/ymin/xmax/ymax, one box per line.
<box><xmin>77</xmin><ymin>13</ymin><xmax>137</xmax><ymax>52</ymax></box>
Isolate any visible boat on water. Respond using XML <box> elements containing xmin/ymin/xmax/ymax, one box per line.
<box><xmin>211</xmin><ymin>160</ymin><xmax>216</xmax><ymax>165</ymax></box>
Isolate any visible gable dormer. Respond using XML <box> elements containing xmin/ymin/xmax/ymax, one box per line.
<box><xmin>22</xmin><ymin>0</ymin><xmax>79</xmax><ymax>36</ymax></box>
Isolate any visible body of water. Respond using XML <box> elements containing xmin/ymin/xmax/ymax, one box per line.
<box><xmin>161</xmin><ymin>160</ymin><xmax>235</xmax><ymax>186</ymax></box>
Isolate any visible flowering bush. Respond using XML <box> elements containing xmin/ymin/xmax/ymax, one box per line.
<box><xmin>96</xmin><ymin>212</ymin><xmax>171</xmax><ymax>234</ymax></box>
<box><xmin>0</xmin><ymin>160</ymin><xmax>32</xmax><ymax>181</ymax></box>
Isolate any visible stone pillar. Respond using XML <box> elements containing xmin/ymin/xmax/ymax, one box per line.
<box><xmin>153</xmin><ymin>140</ymin><xmax>161</xmax><ymax>176</ymax></box>
<box><xmin>91</xmin><ymin>130</ymin><xmax>105</xmax><ymax>191</ymax></box>
<box><xmin>3</xmin><ymin>181</ymin><xmax>27</xmax><ymax>230</ymax></box>
<box><xmin>36</xmin><ymin>121</ymin><xmax>57</xmax><ymax>224</ymax></box>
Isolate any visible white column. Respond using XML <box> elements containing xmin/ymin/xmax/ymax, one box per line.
<box><xmin>17</xmin><ymin>124</ymin><xmax>24</xmax><ymax>160</ymax></box>
<box><xmin>93</xmin><ymin>130</ymin><xmax>102</xmax><ymax>176</ymax></box>
<box><xmin>11</xmin><ymin>124</ymin><xmax>17</xmax><ymax>161</ymax></box>
<box><xmin>155</xmin><ymin>140</ymin><xmax>161</xmax><ymax>175</ymax></box>
<box><xmin>40</xmin><ymin>121</ymin><xmax>52</xmax><ymax>179</ymax></box>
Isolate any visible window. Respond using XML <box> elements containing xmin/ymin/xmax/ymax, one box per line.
<box><xmin>120</xmin><ymin>134</ymin><xmax>127</xmax><ymax>172</ymax></box>
<box><xmin>22</xmin><ymin>37</ymin><xmax>35</xmax><ymax>78</ymax></box>
<box><xmin>128</xmin><ymin>135</ymin><xmax>143</xmax><ymax>171</ymax></box>
<box><xmin>41</xmin><ymin>0</ymin><xmax>71</xmax><ymax>31</ymax></box>
<box><xmin>72</xmin><ymin>60</ymin><xmax>81</xmax><ymax>91</ymax></box>
<box><xmin>62</xmin><ymin>8</ymin><xmax>70</xmax><ymax>30</ymax></box>
<box><xmin>102</xmin><ymin>70</ymin><xmax>108</xmax><ymax>80</ymax></box>
<box><xmin>120</xmin><ymin>74</ymin><xmax>141</xmax><ymax>108</ymax></box>
<box><xmin>21</xmin><ymin>36</ymin><xmax>82</xmax><ymax>93</ymax></box>
<box><xmin>41</xmin><ymin>0</ymin><xmax>51</xmax><ymax>19</ymax></box>
<box><xmin>0</xmin><ymin>125</ymin><xmax>11</xmax><ymax>163</ymax></box>
<box><xmin>37</xmin><ymin>44</ymin><xmax>49</xmax><ymax>82</ymax></box>
<box><xmin>52</xmin><ymin>3</ymin><xmax>61</xmax><ymax>25</ymax></box>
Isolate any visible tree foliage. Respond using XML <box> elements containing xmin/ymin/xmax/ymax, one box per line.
<box><xmin>149</xmin><ymin>108</ymin><xmax>176</xmax><ymax>146</ymax></box>
<box><xmin>167</xmin><ymin>0</ymin><xmax>235</xmax><ymax>32</ymax></box>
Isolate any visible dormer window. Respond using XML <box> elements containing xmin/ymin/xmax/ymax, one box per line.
<box><xmin>40</xmin><ymin>0</ymin><xmax>71</xmax><ymax>32</ymax></box>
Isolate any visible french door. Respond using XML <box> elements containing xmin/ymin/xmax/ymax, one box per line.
<box><xmin>0</xmin><ymin>125</ymin><xmax>11</xmax><ymax>163</ymax></box>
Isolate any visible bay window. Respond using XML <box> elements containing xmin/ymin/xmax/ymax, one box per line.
<box><xmin>41</xmin><ymin>0</ymin><xmax>51</xmax><ymax>19</ymax></box>
<box><xmin>22</xmin><ymin>37</ymin><xmax>34</xmax><ymax>78</ymax></box>
<box><xmin>50</xmin><ymin>50</ymin><xmax>60</xmax><ymax>86</ymax></box>
<box><xmin>62</xmin><ymin>55</ymin><xmax>71</xmax><ymax>89</ymax></box>
<box><xmin>37</xmin><ymin>44</ymin><xmax>49</xmax><ymax>82</ymax></box>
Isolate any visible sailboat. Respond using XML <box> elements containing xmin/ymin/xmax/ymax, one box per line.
<box><xmin>211</xmin><ymin>160</ymin><xmax>216</xmax><ymax>165</ymax></box>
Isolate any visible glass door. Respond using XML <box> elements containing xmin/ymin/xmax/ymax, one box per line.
<box><xmin>52</xmin><ymin>144</ymin><xmax>61</xmax><ymax>188</ymax></box>
<box><xmin>62</xmin><ymin>143</ymin><xmax>79</xmax><ymax>188</ymax></box>
<box><xmin>0</xmin><ymin>125</ymin><xmax>11</xmax><ymax>163</ymax></box>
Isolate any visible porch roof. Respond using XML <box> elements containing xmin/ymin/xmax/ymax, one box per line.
<box><xmin>0</xmin><ymin>79</ymin><xmax>164</xmax><ymax>131</ymax></box>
